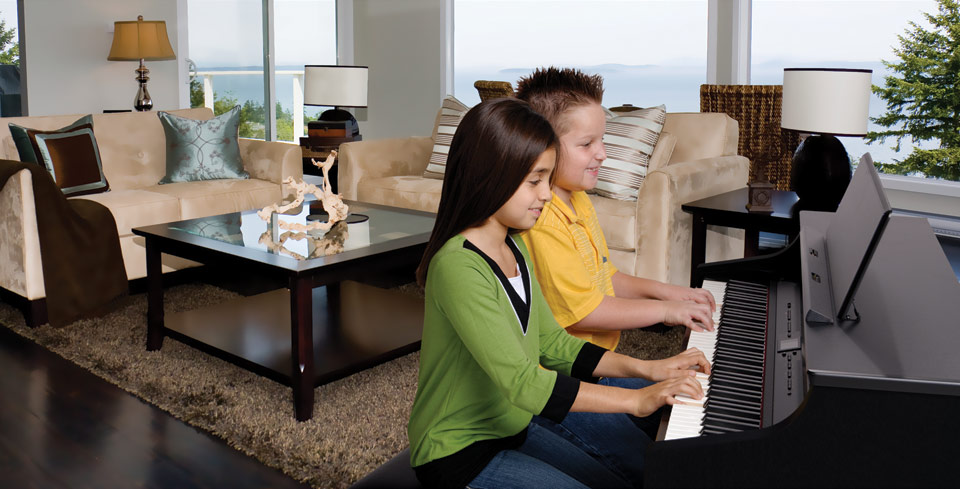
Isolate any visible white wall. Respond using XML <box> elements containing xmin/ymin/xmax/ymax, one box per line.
<box><xmin>22</xmin><ymin>0</ymin><xmax>185</xmax><ymax>116</ymax></box>
<box><xmin>352</xmin><ymin>0</ymin><xmax>447</xmax><ymax>141</ymax></box>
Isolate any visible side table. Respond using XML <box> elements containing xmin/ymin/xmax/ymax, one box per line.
<box><xmin>682</xmin><ymin>187</ymin><xmax>799</xmax><ymax>287</ymax></box>
<box><xmin>299</xmin><ymin>135</ymin><xmax>362</xmax><ymax>193</ymax></box>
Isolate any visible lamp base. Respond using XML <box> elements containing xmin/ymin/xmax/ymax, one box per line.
<box><xmin>308</xmin><ymin>107</ymin><xmax>359</xmax><ymax>138</ymax></box>
<box><xmin>746</xmin><ymin>180</ymin><xmax>775</xmax><ymax>213</ymax></box>
<box><xmin>133</xmin><ymin>59</ymin><xmax>153</xmax><ymax>112</ymax></box>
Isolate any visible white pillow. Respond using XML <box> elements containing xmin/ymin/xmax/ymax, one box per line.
<box><xmin>423</xmin><ymin>95</ymin><xmax>470</xmax><ymax>180</ymax></box>
<box><xmin>593</xmin><ymin>104</ymin><xmax>667</xmax><ymax>201</ymax></box>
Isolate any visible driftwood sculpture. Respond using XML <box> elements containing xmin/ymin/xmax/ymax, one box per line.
<box><xmin>257</xmin><ymin>150</ymin><xmax>348</xmax><ymax>232</ymax></box>
<box><xmin>258</xmin><ymin>220</ymin><xmax>348</xmax><ymax>260</ymax></box>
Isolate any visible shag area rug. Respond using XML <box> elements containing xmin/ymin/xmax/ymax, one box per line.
<box><xmin>0</xmin><ymin>282</ymin><xmax>684</xmax><ymax>488</ymax></box>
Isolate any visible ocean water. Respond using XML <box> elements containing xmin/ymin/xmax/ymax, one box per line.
<box><xmin>197</xmin><ymin>65</ymin><xmax>325</xmax><ymax>119</ymax></box>
<box><xmin>203</xmin><ymin>62</ymin><xmax>930</xmax><ymax>165</ymax></box>
<box><xmin>456</xmin><ymin>62</ymin><xmax>934</xmax><ymax>166</ymax></box>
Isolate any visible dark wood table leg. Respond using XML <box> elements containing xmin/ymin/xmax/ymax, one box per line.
<box><xmin>744</xmin><ymin>226</ymin><xmax>760</xmax><ymax>258</ymax></box>
<box><xmin>146</xmin><ymin>238</ymin><xmax>165</xmax><ymax>351</ymax></box>
<box><xmin>289</xmin><ymin>276</ymin><xmax>314</xmax><ymax>422</ymax></box>
<box><xmin>690</xmin><ymin>212</ymin><xmax>707</xmax><ymax>287</ymax></box>
<box><xmin>325</xmin><ymin>282</ymin><xmax>341</xmax><ymax>341</ymax></box>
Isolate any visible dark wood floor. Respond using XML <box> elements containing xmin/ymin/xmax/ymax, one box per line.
<box><xmin>0</xmin><ymin>323</ymin><xmax>309</xmax><ymax>489</ymax></box>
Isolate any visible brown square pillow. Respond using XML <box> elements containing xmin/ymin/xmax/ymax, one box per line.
<box><xmin>26</xmin><ymin>118</ymin><xmax>109</xmax><ymax>197</ymax></box>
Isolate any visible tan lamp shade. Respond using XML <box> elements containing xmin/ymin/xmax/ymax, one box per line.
<box><xmin>108</xmin><ymin>16</ymin><xmax>176</xmax><ymax>61</ymax></box>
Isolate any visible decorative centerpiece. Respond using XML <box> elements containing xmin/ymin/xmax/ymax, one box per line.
<box><xmin>257</xmin><ymin>150</ymin><xmax>348</xmax><ymax>232</ymax></box>
<box><xmin>258</xmin><ymin>220</ymin><xmax>348</xmax><ymax>260</ymax></box>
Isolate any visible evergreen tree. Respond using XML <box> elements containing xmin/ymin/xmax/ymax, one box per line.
<box><xmin>867</xmin><ymin>0</ymin><xmax>960</xmax><ymax>180</ymax></box>
<box><xmin>0</xmin><ymin>15</ymin><xmax>18</xmax><ymax>65</ymax></box>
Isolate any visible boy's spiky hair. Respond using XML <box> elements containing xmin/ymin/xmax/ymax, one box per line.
<box><xmin>515</xmin><ymin>67</ymin><xmax>604</xmax><ymax>134</ymax></box>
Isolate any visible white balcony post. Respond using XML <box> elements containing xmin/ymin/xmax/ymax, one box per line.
<box><xmin>203</xmin><ymin>75</ymin><xmax>214</xmax><ymax>110</ymax></box>
<box><xmin>293</xmin><ymin>73</ymin><xmax>304</xmax><ymax>140</ymax></box>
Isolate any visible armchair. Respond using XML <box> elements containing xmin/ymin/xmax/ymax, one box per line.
<box><xmin>339</xmin><ymin>111</ymin><xmax>749</xmax><ymax>286</ymax></box>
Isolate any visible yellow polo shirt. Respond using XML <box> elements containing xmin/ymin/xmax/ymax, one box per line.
<box><xmin>522</xmin><ymin>191</ymin><xmax>619</xmax><ymax>351</ymax></box>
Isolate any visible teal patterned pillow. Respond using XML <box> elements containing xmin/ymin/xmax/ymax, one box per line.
<box><xmin>158</xmin><ymin>106</ymin><xmax>249</xmax><ymax>184</ymax></box>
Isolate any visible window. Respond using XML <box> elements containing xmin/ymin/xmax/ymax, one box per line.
<box><xmin>454</xmin><ymin>0</ymin><xmax>708</xmax><ymax>111</ymax></box>
<box><xmin>0</xmin><ymin>0</ymin><xmax>21</xmax><ymax>116</ymax></box>
<box><xmin>188</xmin><ymin>0</ymin><xmax>266</xmax><ymax>137</ymax></box>
<box><xmin>188</xmin><ymin>0</ymin><xmax>337</xmax><ymax>142</ymax></box>
<box><xmin>751</xmin><ymin>0</ymin><xmax>940</xmax><ymax>176</ymax></box>
<box><xmin>274</xmin><ymin>0</ymin><xmax>336</xmax><ymax>142</ymax></box>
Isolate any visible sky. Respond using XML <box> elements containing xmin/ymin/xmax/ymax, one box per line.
<box><xmin>0</xmin><ymin>0</ymin><xmax>943</xmax><ymax>162</ymax></box>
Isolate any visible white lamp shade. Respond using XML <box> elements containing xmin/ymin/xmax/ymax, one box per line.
<box><xmin>303</xmin><ymin>65</ymin><xmax>368</xmax><ymax>108</ymax></box>
<box><xmin>781</xmin><ymin>68</ymin><xmax>872</xmax><ymax>136</ymax></box>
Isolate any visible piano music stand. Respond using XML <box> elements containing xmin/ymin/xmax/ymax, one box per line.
<box><xmin>801</xmin><ymin>154</ymin><xmax>891</xmax><ymax>324</ymax></box>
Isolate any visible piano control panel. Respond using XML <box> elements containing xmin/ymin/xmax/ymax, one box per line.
<box><xmin>771</xmin><ymin>280</ymin><xmax>804</xmax><ymax>423</ymax></box>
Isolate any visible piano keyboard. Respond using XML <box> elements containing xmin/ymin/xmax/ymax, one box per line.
<box><xmin>663</xmin><ymin>279</ymin><xmax>770</xmax><ymax>440</ymax></box>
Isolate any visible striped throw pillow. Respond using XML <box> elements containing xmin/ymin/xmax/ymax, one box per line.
<box><xmin>423</xmin><ymin>95</ymin><xmax>470</xmax><ymax>180</ymax></box>
<box><xmin>593</xmin><ymin>105</ymin><xmax>667</xmax><ymax>201</ymax></box>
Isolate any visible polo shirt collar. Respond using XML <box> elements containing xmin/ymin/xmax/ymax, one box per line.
<box><xmin>549</xmin><ymin>191</ymin><xmax>584</xmax><ymax>223</ymax></box>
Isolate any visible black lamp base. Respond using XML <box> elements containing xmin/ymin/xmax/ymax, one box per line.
<box><xmin>308</xmin><ymin>107</ymin><xmax>359</xmax><ymax>138</ymax></box>
<box><xmin>790</xmin><ymin>134</ymin><xmax>852</xmax><ymax>213</ymax></box>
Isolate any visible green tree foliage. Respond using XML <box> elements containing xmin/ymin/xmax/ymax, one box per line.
<box><xmin>0</xmin><ymin>15</ymin><xmax>19</xmax><ymax>65</ymax></box>
<box><xmin>188</xmin><ymin>74</ymin><xmax>299</xmax><ymax>141</ymax></box>
<box><xmin>866</xmin><ymin>0</ymin><xmax>960</xmax><ymax>180</ymax></box>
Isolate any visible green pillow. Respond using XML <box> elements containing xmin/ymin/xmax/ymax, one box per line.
<box><xmin>9</xmin><ymin>115</ymin><xmax>93</xmax><ymax>164</ymax></box>
<box><xmin>158</xmin><ymin>105</ymin><xmax>249</xmax><ymax>184</ymax></box>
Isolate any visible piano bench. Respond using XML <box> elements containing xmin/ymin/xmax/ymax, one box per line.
<box><xmin>349</xmin><ymin>448</ymin><xmax>422</xmax><ymax>489</ymax></box>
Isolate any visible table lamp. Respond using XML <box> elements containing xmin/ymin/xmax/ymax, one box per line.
<box><xmin>303</xmin><ymin>65</ymin><xmax>368</xmax><ymax>138</ymax></box>
<box><xmin>107</xmin><ymin>15</ymin><xmax>176</xmax><ymax>112</ymax></box>
<box><xmin>782</xmin><ymin>68</ymin><xmax>873</xmax><ymax>212</ymax></box>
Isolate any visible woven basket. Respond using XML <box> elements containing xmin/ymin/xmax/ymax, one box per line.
<box><xmin>700</xmin><ymin>84</ymin><xmax>800</xmax><ymax>190</ymax></box>
<box><xmin>474</xmin><ymin>80</ymin><xmax>515</xmax><ymax>102</ymax></box>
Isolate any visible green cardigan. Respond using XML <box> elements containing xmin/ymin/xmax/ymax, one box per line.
<box><xmin>408</xmin><ymin>234</ymin><xmax>601</xmax><ymax>469</ymax></box>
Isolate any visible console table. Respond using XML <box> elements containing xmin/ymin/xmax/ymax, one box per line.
<box><xmin>682</xmin><ymin>187</ymin><xmax>799</xmax><ymax>287</ymax></box>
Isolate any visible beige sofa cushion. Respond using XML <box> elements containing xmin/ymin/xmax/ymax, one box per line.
<box><xmin>588</xmin><ymin>193</ymin><xmax>637</xmax><ymax>251</ymax></box>
<box><xmin>73</xmin><ymin>189</ymin><xmax>180</xmax><ymax>237</ymax></box>
<box><xmin>663</xmin><ymin>112</ymin><xmax>739</xmax><ymax>163</ymax></box>
<box><xmin>94</xmin><ymin>108</ymin><xmax>213</xmax><ymax>190</ymax></box>
<box><xmin>647</xmin><ymin>132</ymin><xmax>677</xmax><ymax>172</ymax></box>
<box><xmin>143</xmin><ymin>178</ymin><xmax>282</xmax><ymax>220</ymax></box>
<box><xmin>357</xmin><ymin>176</ymin><xmax>442</xmax><ymax>214</ymax></box>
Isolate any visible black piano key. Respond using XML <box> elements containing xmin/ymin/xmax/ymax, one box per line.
<box><xmin>702</xmin><ymin>413</ymin><xmax>758</xmax><ymax>430</ymax></box>
<box><xmin>706</xmin><ymin>406</ymin><xmax>762</xmax><ymax>424</ymax></box>
<box><xmin>709</xmin><ymin>368</ymin><xmax>761</xmax><ymax>385</ymax></box>
<box><xmin>705</xmin><ymin>396</ymin><xmax>762</xmax><ymax>415</ymax></box>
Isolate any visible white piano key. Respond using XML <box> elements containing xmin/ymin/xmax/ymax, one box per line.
<box><xmin>665</xmin><ymin>280</ymin><xmax>728</xmax><ymax>440</ymax></box>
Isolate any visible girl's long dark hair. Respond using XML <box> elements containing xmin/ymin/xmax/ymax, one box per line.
<box><xmin>416</xmin><ymin>98</ymin><xmax>556</xmax><ymax>286</ymax></box>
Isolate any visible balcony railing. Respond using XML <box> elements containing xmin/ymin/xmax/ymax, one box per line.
<box><xmin>195</xmin><ymin>69</ymin><xmax>307</xmax><ymax>141</ymax></box>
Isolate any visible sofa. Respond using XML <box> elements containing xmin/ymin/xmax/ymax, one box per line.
<box><xmin>0</xmin><ymin>108</ymin><xmax>302</xmax><ymax>325</ymax></box>
<box><xmin>339</xmin><ymin>111</ymin><xmax>749</xmax><ymax>286</ymax></box>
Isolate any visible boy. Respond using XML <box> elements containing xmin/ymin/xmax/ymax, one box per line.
<box><xmin>516</xmin><ymin>68</ymin><xmax>717</xmax><ymax>482</ymax></box>
<box><xmin>517</xmin><ymin>67</ymin><xmax>716</xmax><ymax>357</ymax></box>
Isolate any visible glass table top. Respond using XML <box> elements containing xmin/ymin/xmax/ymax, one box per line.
<box><xmin>163</xmin><ymin>201</ymin><xmax>435</xmax><ymax>263</ymax></box>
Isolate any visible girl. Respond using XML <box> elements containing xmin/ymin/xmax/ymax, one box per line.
<box><xmin>407</xmin><ymin>98</ymin><xmax>710</xmax><ymax>489</ymax></box>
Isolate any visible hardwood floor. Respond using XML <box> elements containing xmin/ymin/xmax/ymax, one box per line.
<box><xmin>0</xmin><ymin>324</ymin><xmax>308</xmax><ymax>489</ymax></box>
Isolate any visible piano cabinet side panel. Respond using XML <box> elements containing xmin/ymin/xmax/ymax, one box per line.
<box><xmin>645</xmin><ymin>386</ymin><xmax>960</xmax><ymax>488</ymax></box>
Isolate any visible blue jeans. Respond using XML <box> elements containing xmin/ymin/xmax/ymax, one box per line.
<box><xmin>532</xmin><ymin>377</ymin><xmax>658</xmax><ymax>488</ymax></box>
<box><xmin>467</xmin><ymin>422</ymin><xmax>631</xmax><ymax>489</ymax></box>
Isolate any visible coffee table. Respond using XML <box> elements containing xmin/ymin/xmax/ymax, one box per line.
<box><xmin>132</xmin><ymin>201</ymin><xmax>435</xmax><ymax>421</ymax></box>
